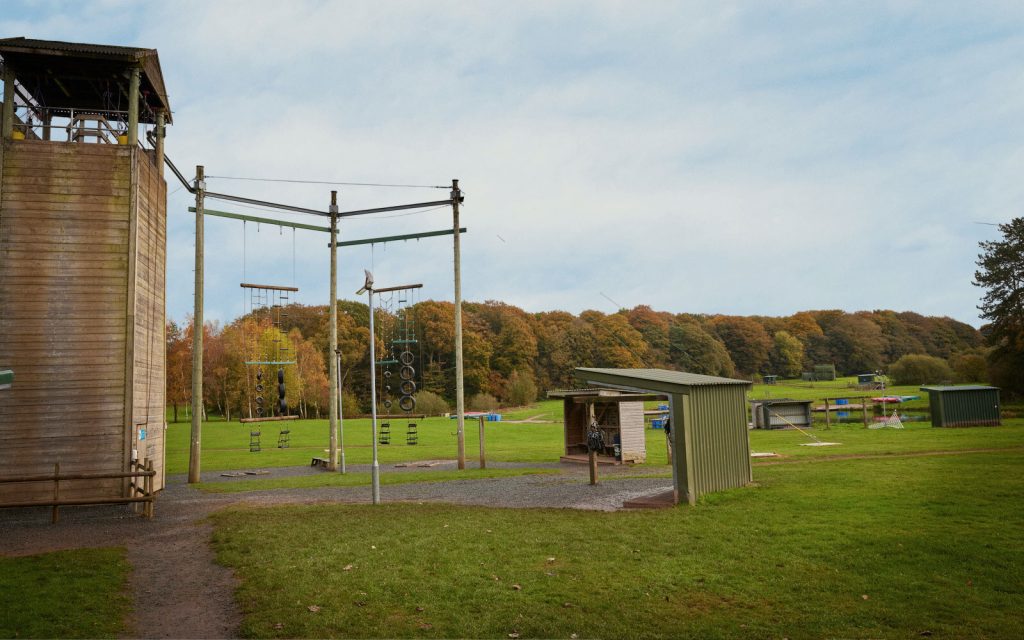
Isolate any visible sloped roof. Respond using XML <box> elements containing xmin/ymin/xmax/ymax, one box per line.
<box><xmin>574</xmin><ymin>368</ymin><xmax>751</xmax><ymax>395</ymax></box>
<box><xmin>0</xmin><ymin>37</ymin><xmax>171</xmax><ymax>123</ymax></box>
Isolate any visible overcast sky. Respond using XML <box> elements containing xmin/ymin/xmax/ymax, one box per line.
<box><xmin>5</xmin><ymin>1</ymin><xmax>1022</xmax><ymax>327</ymax></box>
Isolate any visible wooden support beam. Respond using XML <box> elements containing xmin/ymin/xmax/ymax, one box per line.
<box><xmin>127</xmin><ymin>66</ymin><xmax>140</xmax><ymax>146</ymax></box>
<box><xmin>239</xmin><ymin>415</ymin><xmax>300</xmax><ymax>424</ymax></box>
<box><xmin>1</xmin><ymin>63</ymin><xmax>14</xmax><ymax>139</ymax></box>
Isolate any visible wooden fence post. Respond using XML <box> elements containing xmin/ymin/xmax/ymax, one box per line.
<box><xmin>824</xmin><ymin>398</ymin><xmax>831</xmax><ymax>429</ymax></box>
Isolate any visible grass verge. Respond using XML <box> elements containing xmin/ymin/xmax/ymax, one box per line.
<box><xmin>0</xmin><ymin>547</ymin><xmax>130</xmax><ymax>639</ymax></box>
<box><xmin>198</xmin><ymin>467</ymin><xmax>559</xmax><ymax>493</ymax></box>
<box><xmin>211</xmin><ymin>451</ymin><xmax>1024</xmax><ymax>639</ymax></box>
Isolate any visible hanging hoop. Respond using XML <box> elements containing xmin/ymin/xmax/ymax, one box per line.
<box><xmin>399</xmin><ymin>351</ymin><xmax>415</xmax><ymax>365</ymax></box>
<box><xmin>400</xmin><ymin>365</ymin><xmax>415</xmax><ymax>380</ymax></box>
<box><xmin>399</xmin><ymin>396</ymin><xmax>416</xmax><ymax>412</ymax></box>
<box><xmin>400</xmin><ymin>380</ymin><xmax>416</xmax><ymax>395</ymax></box>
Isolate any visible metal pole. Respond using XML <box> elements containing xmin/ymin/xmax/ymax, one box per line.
<box><xmin>478</xmin><ymin>415</ymin><xmax>486</xmax><ymax>469</ymax></box>
<box><xmin>188</xmin><ymin>166</ymin><xmax>205</xmax><ymax>484</ymax></box>
<box><xmin>452</xmin><ymin>179</ymin><xmax>466</xmax><ymax>470</ymax></box>
<box><xmin>367</xmin><ymin>284</ymin><xmax>381</xmax><ymax>504</ymax></box>
<box><xmin>336</xmin><ymin>351</ymin><xmax>346</xmax><ymax>474</ymax></box>
<box><xmin>328</xmin><ymin>192</ymin><xmax>339</xmax><ymax>470</ymax></box>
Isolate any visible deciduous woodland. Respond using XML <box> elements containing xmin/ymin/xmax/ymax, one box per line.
<box><xmin>166</xmin><ymin>302</ymin><xmax>984</xmax><ymax>421</ymax></box>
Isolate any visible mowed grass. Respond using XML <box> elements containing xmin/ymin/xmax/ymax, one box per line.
<box><xmin>165</xmin><ymin>402</ymin><xmax>566</xmax><ymax>474</ymax></box>
<box><xmin>198</xmin><ymin>467</ymin><xmax>559</xmax><ymax>493</ymax></box>
<box><xmin>169</xmin><ymin>396</ymin><xmax>1024</xmax><ymax>475</ymax></box>
<box><xmin>211</xmin><ymin>450</ymin><xmax>1024</xmax><ymax>639</ymax></box>
<box><xmin>0</xmin><ymin>547</ymin><xmax>130</xmax><ymax>638</ymax></box>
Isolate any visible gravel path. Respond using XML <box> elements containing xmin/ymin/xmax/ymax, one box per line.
<box><xmin>0</xmin><ymin>462</ymin><xmax>672</xmax><ymax>639</ymax></box>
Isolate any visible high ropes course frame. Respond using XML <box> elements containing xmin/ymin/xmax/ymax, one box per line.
<box><xmin>164</xmin><ymin>156</ymin><xmax>469</xmax><ymax>486</ymax></box>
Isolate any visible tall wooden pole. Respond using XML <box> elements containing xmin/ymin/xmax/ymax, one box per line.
<box><xmin>1</xmin><ymin>63</ymin><xmax>15</xmax><ymax>139</ymax></box>
<box><xmin>452</xmin><ymin>179</ymin><xmax>465</xmax><ymax>469</ymax></box>
<box><xmin>188</xmin><ymin>166</ymin><xmax>205</xmax><ymax>484</ymax></box>
<box><xmin>154</xmin><ymin>111</ymin><xmax>165</xmax><ymax>169</ymax></box>
<box><xmin>328</xmin><ymin>191</ymin><xmax>339</xmax><ymax>470</ymax></box>
<box><xmin>127</xmin><ymin>66</ymin><xmax>140</xmax><ymax>146</ymax></box>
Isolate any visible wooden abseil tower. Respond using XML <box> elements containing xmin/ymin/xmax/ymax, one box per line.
<box><xmin>0</xmin><ymin>38</ymin><xmax>171</xmax><ymax>504</ymax></box>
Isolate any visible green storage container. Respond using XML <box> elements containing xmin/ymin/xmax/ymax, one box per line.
<box><xmin>813</xmin><ymin>364</ymin><xmax>836</xmax><ymax>381</ymax></box>
<box><xmin>920</xmin><ymin>385</ymin><xmax>1001</xmax><ymax>427</ymax></box>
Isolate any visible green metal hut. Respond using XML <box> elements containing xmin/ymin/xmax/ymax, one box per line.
<box><xmin>574</xmin><ymin>368</ymin><xmax>752</xmax><ymax>505</ymax></box>
<box><xmin>920</xmin><ymin>386</ymin><xmax>1001</xmax><ymax>428</ymax></box>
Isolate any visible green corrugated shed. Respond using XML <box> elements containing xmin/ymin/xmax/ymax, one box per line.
<box><xmin>921</xmin><ymin>385</ymin><xmax>1001</xmax><ymax>427</ymax></box>
<box><xmin>813</xmin><ymin>364</ymin><xmax>836</xmax><ymax>381</ymax></box>
<box><xmin>574</xmin><ymin>368</ymin><xmax>752</xmax><ymax>505</ymax></box>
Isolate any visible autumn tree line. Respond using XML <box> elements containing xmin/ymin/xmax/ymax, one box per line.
<box><xmin>165</xmin><ymin>301</ymin><xmax>987</xmax><ymax>421</ymax></box>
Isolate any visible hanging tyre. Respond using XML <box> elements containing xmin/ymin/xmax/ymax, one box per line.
<box><xmin>400</xmin><ymin>365</ymin><xmax>415</xmax><ymax>380</ymax></box>
<box><xmin>400</xmin><ymin>380</ymin><xmax>416</xmax><ymax>395</ymax></box>
<box><xmin>255</xmin><ymin>383</ymin><xmax>264</xmax><ymax>393</ymax></box>
<box><xmin>384</xmin><ymin>399</ymin><xmax>393</xmax><ymax>409</ymax></box>
<box><xmin>399</xmin><ymin>351</ymin><xmax>415</xmax><ymax>365</ymax></box>
<box><xmin>399</xmin><ymin>395</ymin><xmax>416</xmax><ymax>412</ymax></box>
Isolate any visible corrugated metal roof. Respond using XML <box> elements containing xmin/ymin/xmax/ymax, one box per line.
<box><xmin>921</xmin><ymin>385</ymin><xmax>999</xmax><ymax>392</ymax></box>
<box><xmin>0</xmin><ymin>37</ymin><xmax>153</xmax><ymax>58</ymax></box>
<box><xmin>0</xmin><ymin>37</ymin><xmax>171</xmax><ymax>122</ymax></box>
<box><xmin>575</xmin><ymin>368</ymin><xmax>751</xmax><ymax>388</ymax></box>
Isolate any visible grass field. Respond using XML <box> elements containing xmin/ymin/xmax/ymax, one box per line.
<box><xmin>168</xmin><ymin>394</ymin><xmax>1024</xmax><ymax>475</ymax></box>
<box><xmin>0</xmin><ymin>547</ymin><xmax>130</xmax><ymax>639</ymax></box>
<box><xmin>211</xmin><ymin>450</ymin><xmax>1024</xmax><ymax>639</ymax></box>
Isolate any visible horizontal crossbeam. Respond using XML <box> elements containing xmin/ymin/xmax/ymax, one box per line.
<box><xmin>189</xmin><ymin>207</ymin><xmax>331</xmax><ymax>233</ymax></box>
<box><xmin>332</xmin><ymin>227</ymin><xmax>468</xmax><ymax>247</ymax></box>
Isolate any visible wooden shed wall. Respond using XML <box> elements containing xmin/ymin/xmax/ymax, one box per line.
<box><xmin>563</xmin><ymin>399</ymin><xmax>588</xmax><ymax>455</ymax></box>
<box><xmin>130</xmin><ymin>150</ymin><xmax>166</xmax><ymax>490</ymax></box>
<box><xmin>618</xmin><ymin>401</ymin><xmax>646</xmax><ymax>462</ymax></box>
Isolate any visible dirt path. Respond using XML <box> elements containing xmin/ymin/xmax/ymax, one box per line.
<box><xmin>0</xmin><ymin>462</ymin><xmax>664</xmax><ymax>638</ymax></box>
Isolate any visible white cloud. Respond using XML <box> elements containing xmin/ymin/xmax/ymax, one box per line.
<box><xmin>6</xmin><ymin>1</ymin><xmax>1023</xmax><ymax>326</ymax></box>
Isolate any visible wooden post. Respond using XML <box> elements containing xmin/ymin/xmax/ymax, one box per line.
<box><xmin>127</xmin><ymin>66</ymin><xmax>140</xmax><ymax>146</ymax></box>
<box><xmin>478</xmin><ymin>415</ymin><xmax>486</xmax><ymax>469</ymax></box>
<box><xmin>188</xmin><ymin>166</ymin><xmax>205</xmax><ymax>484</ymax></box>
<box><xmin>862</xmin><ymin>396</ymin><xmax>869</xmax><ymax>428</ymax></box>
<box><xmin>328</xmin><ymin>191</ymin><xmax>339</xmax><ymax>470</ymax></box>
<box><xmin>665</xmin><ymin>431</ymin><xmax>673</xmax><ymax>465</ymax></box>
<box><xmin>1</xmin><ymin>63</ymin><xmax>14</xmax><ymax>139</ymax></box>
<box><xmin>452</xmin><ymin>179</ymin><xmax>465</xmax><ymax>470</ymax></box>
<box><xmin>589</xmin><ymin>448</ymin><xmax>598</xmax><ymax>485</ymax></box>
<box><xmin>145</xmin><ymin>459</ymin><xmax>154</xmax><ymax>518</ymax></box>
<box><xmin>824</xmin><ymin>398</ymin><xmax>831</xmax><ymax>429</ymax></box>
<box><xmin>52</xmin><ymin>462</ymin><xmax>60</xmax><ymax>524</ymax></box>
<box><xmin>154</xmin><ymin>111</ymin><xmax>165</xmax><ymax>169</ymax></box>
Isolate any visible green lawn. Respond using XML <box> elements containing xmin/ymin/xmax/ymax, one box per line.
<box><xmin>211</xmin><ymin>450</ymin><xmax>1024</xmax><ymax>639</ymax></box>
<box><xmin>0</xmin><ymin>547</ymin><xmax>130</xmax><ymax>639</ymax></box>
<box><xmin>168</xmin><ymin>395</ymin><xmax>1024</xmax><ymax>474</ymax></box>
<box><xmin>165</xmin><ymin>408</ymin><xmax>565</xmax><ymax>474</ymax></box>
